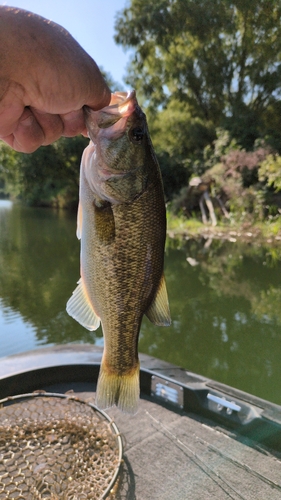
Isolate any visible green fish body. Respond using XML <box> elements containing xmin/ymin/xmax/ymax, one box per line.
<box><xmin>67</xmin><ymin>91</ymin><xmax>171</xmax><ymax>413</ymax></box>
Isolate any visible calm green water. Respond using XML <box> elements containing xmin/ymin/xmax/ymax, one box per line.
<box><xmin>1</xmin><ymin>200</ymin><xmax>281</xmax><ymax>404</ymax></box>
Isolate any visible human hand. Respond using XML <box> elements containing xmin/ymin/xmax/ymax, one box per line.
<box><xmin>0</xmin><ymin>6</ymin><xmax>111</xmax><ymax>153</ymax></box>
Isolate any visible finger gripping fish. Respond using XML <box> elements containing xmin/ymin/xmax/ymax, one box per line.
<box><xmin>66</xmin><ymin>90</ymin><xmax>171</xmax><ymax>413</ymax></box>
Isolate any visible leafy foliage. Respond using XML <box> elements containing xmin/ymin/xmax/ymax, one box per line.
<box><xmin>115</xmin><ymin>0</ymin><xmax>281</xmax><ymax>149</ymax></box>
<box><xmin>0</xmin><ymin>136</ymin><xmax>87</xmax><ymax>207</ymax></box>
<box><xmin>170</xmin><ymin>129</ymin><xmax>275</xmax><ymax>222</ymax></box>
<box><xmin>0</xmin><ymin>143</ymin><xmax>21</xmax><ymax>198</ymax></box>
<box><xmin>157</xmin><ymin>151</ymin><xmax>188</xmax><ymax>201</ymax></box>
<box><xmin>113</xmin><ymin>0</ymin><xmax>281</xmax><ymax>222</ymax></box>
<box><xmin>259</xmin><ymin>154</ymin><xmax>281</xmax><ymax>192</ymax></box>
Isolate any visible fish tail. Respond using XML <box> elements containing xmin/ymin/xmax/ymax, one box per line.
<box><xmin>96</xmin><ymin>358</ymin><xmax>140</xmax><ymax>414</ymax></box>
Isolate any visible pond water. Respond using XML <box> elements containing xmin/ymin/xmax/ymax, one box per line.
<box><xmin>1</xmin><ymin>200</ymin><xmax>281</xmax><ymax>404</ymax></box>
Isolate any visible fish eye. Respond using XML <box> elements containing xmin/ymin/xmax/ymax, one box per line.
<box><xmin>130</xmin><ymin>126</ymin><xmax>144</xmax><ymax>143</ymax></box>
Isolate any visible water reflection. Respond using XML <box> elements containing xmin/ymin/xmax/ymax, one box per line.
<box><xmin>0</xmin><ymin>201</ymin><xmax>281</xmax><ymax>404</ymax></box>
<box><xmin>0</xmin><ymin>200</ymin><xmax>13</xmax><ymax>210</ymax></box>
<box><xmin>140</xmin><ymin>237</ymin><xmax>281</xmax><ymax>404</ymax></box>
<box><xmin>0</xmin><ymin>202</ymin><xmax>103</xmax><ymax>353</ymax></box>
<box><xmin>0</xmin><ymin>298</ymin><xmax>38</xmax><ymax>356</ymax></box>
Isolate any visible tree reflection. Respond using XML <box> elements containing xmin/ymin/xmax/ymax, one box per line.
<box><xmin>140</xmin><ymin>237</ymin><xmax>281</xmax><ymax>404</ymax></box>
<box><xmin>0</xmin><ymin>204</ymin><xmax>103</xmax><ymax>345</ymax></box>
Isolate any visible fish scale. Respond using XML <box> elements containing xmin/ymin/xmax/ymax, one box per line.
<box><xmin>101</xmin><ymin>184</ymin><xmax>165</xmax><ymax>368</ymax></box>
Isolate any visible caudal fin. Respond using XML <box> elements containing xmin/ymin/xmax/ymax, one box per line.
<box><xmin>96</xmin><ymin>359</ymin><xmax>140</xmax><ymax>414</ymax></box>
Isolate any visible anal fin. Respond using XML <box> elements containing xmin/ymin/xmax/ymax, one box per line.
<box><xmin>145</xmin><ymin>274</ymin><xmax>171</xmax><ymax>326</ymax></box>
<box><xmin>66</xmin><ymin>278</ymin><xmax>100</xmax><ymax>331</ymax></box>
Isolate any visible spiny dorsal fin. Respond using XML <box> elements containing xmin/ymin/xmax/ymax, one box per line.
<box><xmin>145</xmin><ymin>274</ymin><xmax>171</xmax><ymax>326</ymax></box>
<box><xmin>66</xmin><ymin>278</ymin><xmax>100</xmax><ymax>331</ymax></box>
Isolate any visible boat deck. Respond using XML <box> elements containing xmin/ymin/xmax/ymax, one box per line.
<box><xmin>90</xmin><ymin>391</ymin><xmax>281</xmax><ymax>499</ymax></box>
<box><xmin>1</xmin><ymin>345</ymin><xmax>281</xmax><ymax>499</ymax></box>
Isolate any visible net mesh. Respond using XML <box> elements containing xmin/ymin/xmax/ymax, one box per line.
<box><xmin>0</xmin><ymin>393</ymin><xmax>122</xmax><ymax>499</ymax></box>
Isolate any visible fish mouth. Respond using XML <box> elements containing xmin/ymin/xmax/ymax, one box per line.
<box><xmin>84</xmin><ymin>91</ymin><xmax>137</xmax><ymax>126</ymax></box>
<box><xmin>84</xmin><ymin>90</ymin><xmax>145</xmax><ymax>143</ymax></box>
<box><xmin>96</xmin><ymin>91</ymin><xmax>138</xmax><ymax>135</ymax></box>
<box><xmin>105</xmin><ymin>90</ymin><xmax>137</xmax><ymax>117</ymax></box>
<box><xmin>84</xmin><ymin>90</ymin><xmax>139</xmax><ymax>142</ymax></box>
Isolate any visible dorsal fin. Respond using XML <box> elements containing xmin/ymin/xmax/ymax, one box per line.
<box><xmin>145</xmin><ymin>274</ymin><xmax>171</xmax><ymax>326</ymax></box>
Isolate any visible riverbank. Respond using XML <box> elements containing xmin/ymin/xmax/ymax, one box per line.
<box><xmin>167</xmin><ymin>214</ymin><xmax>281</xmax><ymax>245</ymax></box>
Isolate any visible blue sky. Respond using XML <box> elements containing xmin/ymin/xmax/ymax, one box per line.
<box><xmin>1</xmin><ymin>0</ymin><xmax>131</xmax><ymax>87</ymax></box>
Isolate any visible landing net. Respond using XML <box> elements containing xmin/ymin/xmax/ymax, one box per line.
<box><xmin>0</xmin><ymin>392</ymin><xmax>123</xmax><ymax>499</ymax></box>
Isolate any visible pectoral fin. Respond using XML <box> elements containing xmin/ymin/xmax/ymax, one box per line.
<box><xmin>145</xmin><ymin>274</ymin><xmax>171</xmax><ymax>326</ymax></box>
<box><xmin>66</xmin><ymin>278</ymin><xmax>100</xmax><ymax>331</ymax></box>
<box><xmin>94</xmin><ymin>203</ymin><xmax>115</xmax><ymax>245</ymax></box>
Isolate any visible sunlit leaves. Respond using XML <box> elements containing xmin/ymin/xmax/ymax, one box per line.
<box><xmin>259</xmin><ymin>154</ymin><xmax>281</xmax><ymax>192</ymax></box>
<box><xmin>115</xmin><ymin>0</ymin><xmax>281</xmax><ymax>147</ymax></box>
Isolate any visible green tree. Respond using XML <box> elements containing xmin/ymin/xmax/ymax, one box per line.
<box><xmin>18</xmin><ymin>136</ymin><xmax>88</xmax><ymax>208</ymax></box>
<box><xmin>0</xmin><ymin>143</ymin><xmax>21</xmax><ymax>198</ymax></box>
<box><xmin>149</xmin><ymin>100</ymin><xmax>216</xmax><ymax>198</ymax></box>
<box><xmin>0</xmin><ymin>136</ymin><xmax>88</xmax><ymax>207</ymax></box>
<box><xmin>259</xmin><ymin>154</ymin><xmax>281</xmax><ymax>192</ymax></box>
<box><xmin>115</xmin><ymin>0</ymin><xmax>281</xmax><ymax>149</ymax></box>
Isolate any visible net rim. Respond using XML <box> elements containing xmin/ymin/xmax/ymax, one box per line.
<box><xmin>0</xmin><ymin>390</ymin><xmax>123</xmax><ymax>499</ymax></box>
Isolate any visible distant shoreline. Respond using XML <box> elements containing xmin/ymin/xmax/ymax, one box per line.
<box><xmin>167</xmin><ymin>218</ymin><xmax>281</xmax><ymax>246</ymax></box>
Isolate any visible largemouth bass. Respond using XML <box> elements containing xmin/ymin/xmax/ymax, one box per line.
<box><xmin>66</xmin><ymin>90</ymin><xmax>171</xmax><ymax>413</ymax></box>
